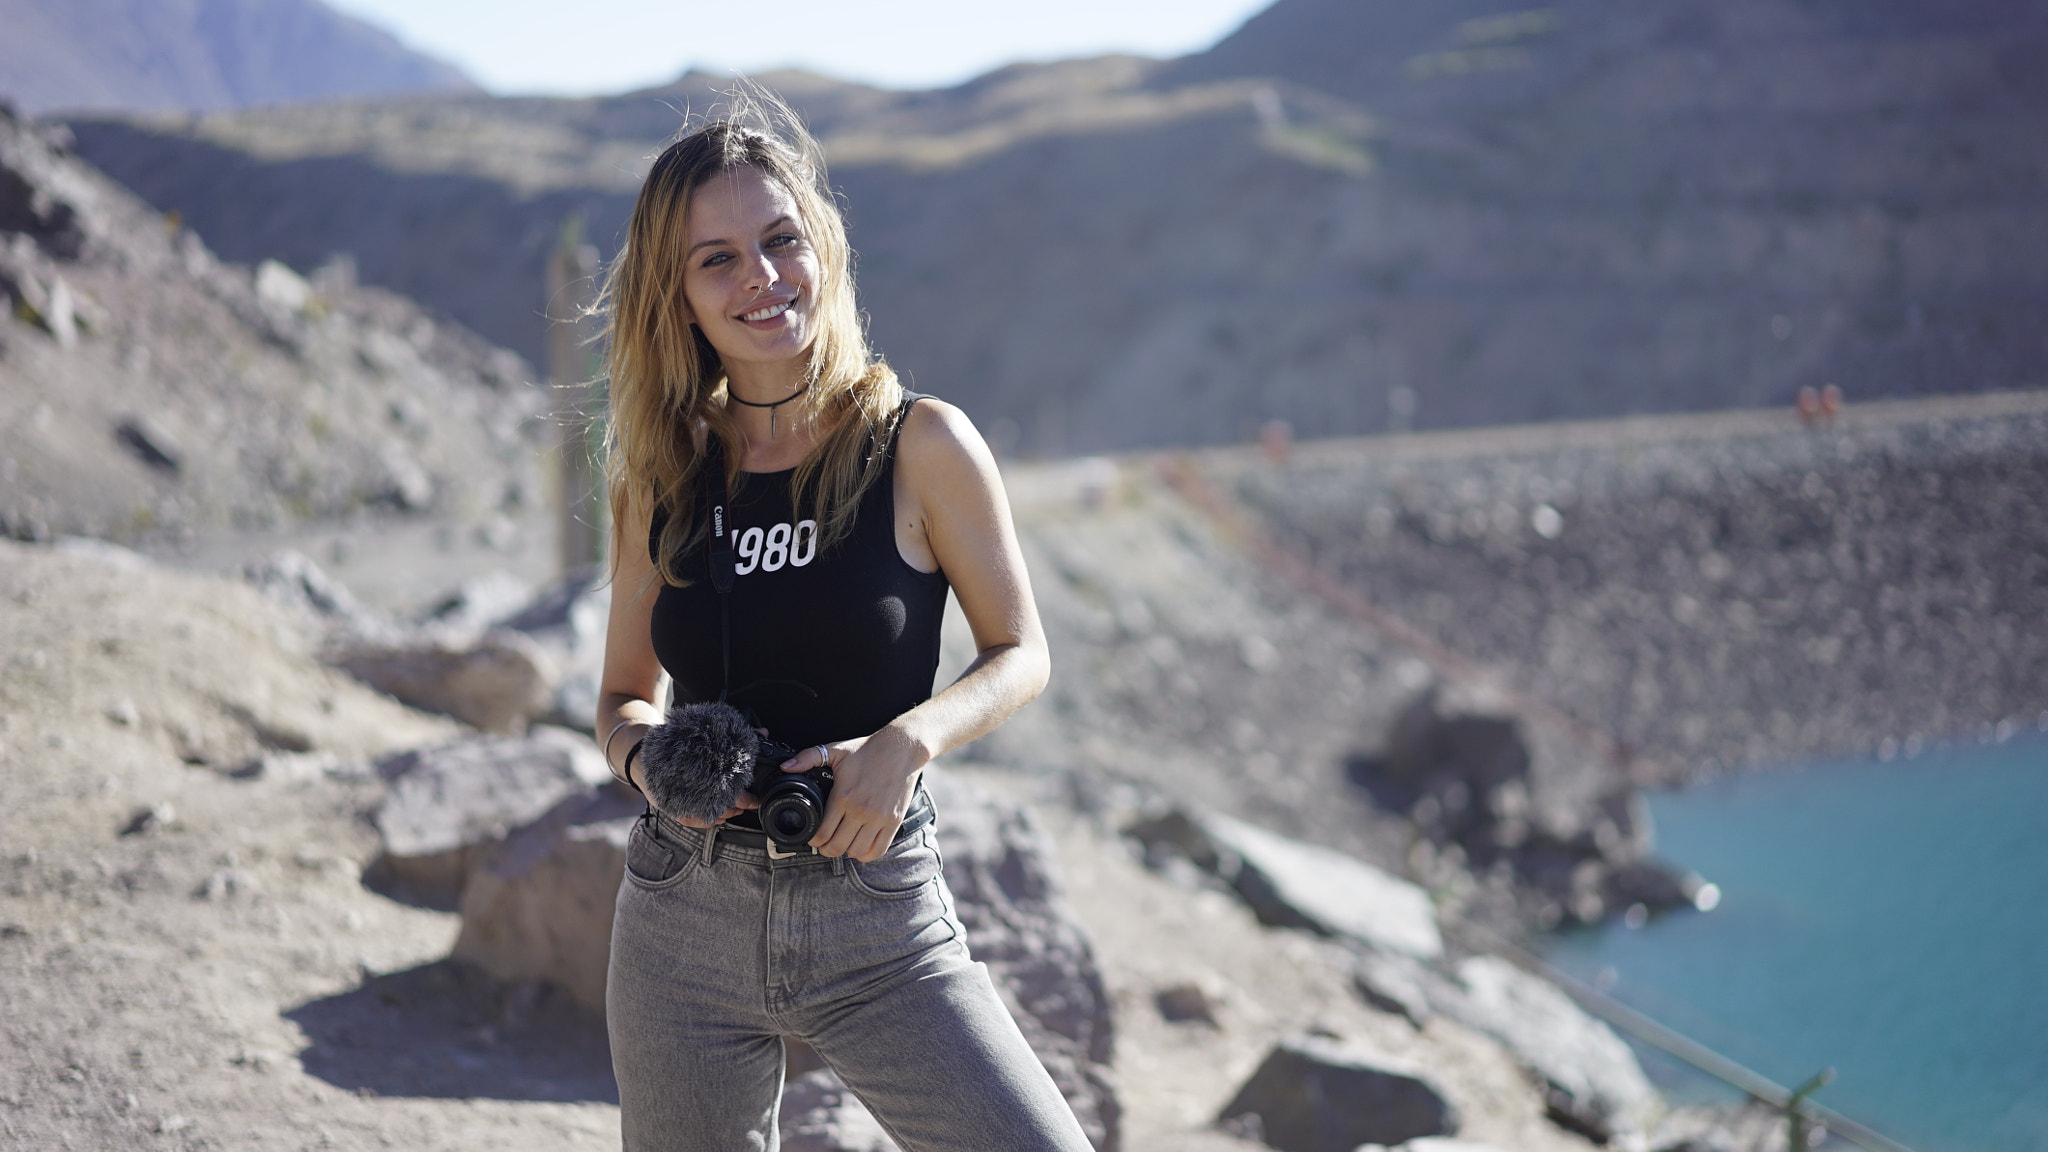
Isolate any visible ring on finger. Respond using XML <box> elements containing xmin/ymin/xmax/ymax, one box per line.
<box><xmin>815</xmin><ymin>744</ymin><xmax>832</xmax><ymax>766</ymax></box>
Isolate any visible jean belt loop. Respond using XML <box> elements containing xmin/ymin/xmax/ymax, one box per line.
<box><xmin>831</xmin><ymin>854</ymin><xmax>845</xmax><ymax>877</ymax></box>
<box><xmin>698</xmin><ymin>823</ymin><xmax>718</xmax><ymax>867</ymax></box>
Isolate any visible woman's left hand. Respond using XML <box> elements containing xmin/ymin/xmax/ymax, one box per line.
<box><xmin>781</xmin><ymin>725</ymin><xmax>927</xmax><ymax>861</ymax></box>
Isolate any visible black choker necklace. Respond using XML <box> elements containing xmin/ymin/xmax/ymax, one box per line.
<box><xmin>727</xmin><ymin>382</ymin><xmax>810</xmax><ymax>436</ymax></box>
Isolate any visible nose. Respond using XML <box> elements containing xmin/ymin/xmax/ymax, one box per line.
<box><xmin>742</xmin><ymin>245</ymin><xmax>779</xmax><ymax>296</ymax></box>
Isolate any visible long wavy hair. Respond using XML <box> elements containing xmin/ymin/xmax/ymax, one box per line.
<box><xmin>600</xmin><ymin>94</ymin><xmax>903</xmax><ymax>586</ymax></box>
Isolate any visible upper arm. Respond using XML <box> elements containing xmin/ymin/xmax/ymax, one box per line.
<box><xmin>598</xmin><ymin>495</ymin><xmax>668</xmax><ymax>714</ymax></box>
<box><xmin>896</xmin><ymin>400</ymin><xmax>1046</xmax><ymax>662</ymax></box>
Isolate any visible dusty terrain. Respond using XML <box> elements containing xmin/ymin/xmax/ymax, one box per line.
<box><xmin>1</xmin><ymin>539</ymin><xmax>1613</xmax><ymax>1152</ymax></box>
<box><xmin>11</xmin><ymin>389</ymin><xmax>2035</xmax><ymax>1148</ymax></box>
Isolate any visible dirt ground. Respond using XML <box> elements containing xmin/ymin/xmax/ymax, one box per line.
<box><xmin>0</xmin><ymin>537</ymin><xmax>1606</xmax><ymax>1152</ymax></box>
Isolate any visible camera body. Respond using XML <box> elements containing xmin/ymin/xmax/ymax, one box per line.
<box><xmin>749</xmin><ymin>735</ymin><xmax>834</xmax><ymax>850</ymax></box>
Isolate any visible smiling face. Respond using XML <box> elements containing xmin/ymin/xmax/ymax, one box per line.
<box><xmin>677</xmin><ymin>164</ymin><xmax>820</xmax><ymax>389</ymax></box>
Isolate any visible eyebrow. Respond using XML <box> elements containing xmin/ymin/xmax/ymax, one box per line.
<box><xmin>686</xmin><ymin>216</ymin><xmax>796</xmax><ymax>258</ymax></box>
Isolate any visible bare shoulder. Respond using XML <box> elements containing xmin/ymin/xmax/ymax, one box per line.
<box><xmin>895</xmin><ymin>397</ymin><xmax>996</xmax><ymax>484</ymax></box>
<box><xmin>897</xmin><ymin>393</ymin><xmax>991</xmax><ymax>467</ymax></box>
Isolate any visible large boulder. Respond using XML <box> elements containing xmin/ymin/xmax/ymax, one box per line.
<box><xmin>334</xmin><ymin>626</ymin><xmax>555</xmax><ymax>733</ymax></box>
<box><xmin>923</xmin><ymin>773</ymin><xmax>1120</xmax><ymax>1152</ymax></box>
<box><xmin>1364</xmin><ymin>683</ymin><xmax>1697</xmax><ymax>927</ymax></box>
<box><xmin>1125</xmin><ymin>806</ymin><xmax>1442</xmax><ymax>960</ymax></box>
<box><xmin>449</xmin><ymin>786</ymin><xmax>640</xmax><ymax>1012</ymax></box>
<box><xmin>1218</xmin><ymin>1034</ymin><xmax>1460</xmax><ymax>1152</ymax></box>
<box><xmin>366</xmin><ymin>726</ymin><xmax>612</xmax><ymax>909</ymax></box>
<box><xmin>1426</xmin><ymin>955</ymin><xmax>1659</xmax><ymax>1143</ymax></box>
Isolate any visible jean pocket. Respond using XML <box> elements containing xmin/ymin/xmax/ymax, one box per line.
<box><xmin>624</xmin><ymin>818</ymin><xmax>690</xmax><ymax>889</ymax></box>
<box><xmin>845</xmin><ymin>827</ymin><xmax>942</xmax><ymax>899</ymax></box>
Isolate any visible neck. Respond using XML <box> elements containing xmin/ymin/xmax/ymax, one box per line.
<box><xmin>723</xmin><ymin>361</ymin><xmax>811</xmax><ymax>446</ymax></box>
<box><xmin>724</xmin><ymin>359</ymin><xmax>807</xmax><ymax>408</ymax></box>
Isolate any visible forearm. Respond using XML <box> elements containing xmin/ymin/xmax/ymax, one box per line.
<box><xmin>887</xmin><ymin>640</ymin><xmax>1049</xmax><ymax>767</ymax></box>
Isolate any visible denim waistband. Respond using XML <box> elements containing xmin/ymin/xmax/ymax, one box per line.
<box><xmin>646</xmin><ymin>787</ymin><xmax>934</xmax><ymax>867</ymax></box>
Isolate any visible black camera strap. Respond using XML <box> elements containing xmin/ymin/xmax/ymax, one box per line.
<box><xmin>701</xmin><ymin>434</ymin><xmax>737</xmax><ymax>704</ymax></box>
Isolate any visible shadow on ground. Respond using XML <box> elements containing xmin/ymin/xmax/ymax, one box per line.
<box><xmin>286</xmin><ymin>959</ymin><xmax>618</xmax><ymax>1103</ymax></box>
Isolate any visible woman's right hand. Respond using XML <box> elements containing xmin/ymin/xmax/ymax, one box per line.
<box><xmin>620</xmin><ymin>730</ymin><xmax>761</xmax><ymax>828</ymax></box>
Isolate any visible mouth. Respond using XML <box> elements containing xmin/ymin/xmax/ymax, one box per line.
<box><xmin>739</xmin><ymin>290</ymin><xmax>799</xmax><ymax>324</ymax></box>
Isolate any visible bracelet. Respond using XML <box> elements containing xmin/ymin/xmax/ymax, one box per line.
<box><xmin>620</xmin><ymin>742</ymin><xmax>644</xmax><ymax>796</ymax></box>
<box><xmin>602</xmin><ymin>718</ymin><xmax>636</xmax><ymax>773</ymax></box>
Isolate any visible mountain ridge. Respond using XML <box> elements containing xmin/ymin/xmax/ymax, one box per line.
<box><xmin>0</xmin><ymin>0</ymin><xmax>475</xmax><ymax>116</ymax></box>
<box><xmin>57</xmin><ymin>0</ymin><xmax>2048</xmax><ymax>455</ymax></box>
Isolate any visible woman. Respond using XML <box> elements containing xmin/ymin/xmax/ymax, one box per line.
<box><xmin>593</xmin><ymin>106</ymin><xmax>1093</xmax><ymax>1152</ymax></box>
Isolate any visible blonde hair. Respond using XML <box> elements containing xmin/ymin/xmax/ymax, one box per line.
<box><xmin>600</xmin><ymin>93</ymin><xmax>903</xmax><ymax>585</ymax></box>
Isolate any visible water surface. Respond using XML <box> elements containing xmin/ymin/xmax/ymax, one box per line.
<box><xmin>1542</xmin><ymin>731</ymin><xmax>2048</xmax><ymax>1152</ymax></box>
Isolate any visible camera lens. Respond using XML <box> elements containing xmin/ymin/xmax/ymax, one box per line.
<box><xmin>769</xmin><ymin>802</ymin><xmax>811</xmax><ymax>841</ymax></box>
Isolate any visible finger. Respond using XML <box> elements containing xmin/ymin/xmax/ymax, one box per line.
<box><xmin>815</xmin><ymin>812</ymin><xmax>864</xmax><ymax>859</ymax></box>
<box><xmin>851</xmin><ymin>822</ymin><xmax>893</xmax><ymax>862</ymax></box>
<box><xmin>809</xmin><ymin>808</ymin><xmax>847</xmax><ymax>856</ymax></box>
<box><xmin>733</xmin><ymin>791</ymin><xmax>761</xmax><ymax>810</ymax></box>
<box><xmin>782</xmin><ymin>743</ymin><xmax>834</xmax><ymax>774</ymax></box>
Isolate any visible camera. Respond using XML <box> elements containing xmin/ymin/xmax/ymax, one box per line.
<box><xmin>635</xmin><ymin>701</ymin><xmax>833</xmax><ymax>851</ymax></box>
<box><xmin>748</xmin><ymin>736</ymin><xmax>834</xmax><ymax>850</ymax></box>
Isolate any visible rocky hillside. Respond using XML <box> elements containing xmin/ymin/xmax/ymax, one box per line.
<box><xmin>0</xmin><ymin>0</ymin><xmax>474</xmax><ymax>115</ymax></box>
<box><xmin>57</xmin><ymin>0</ymin><xmax>2048</xmax><ymax>455</ymax></box>
<box><xmin>0</xmin><ymin>106</ymin><xmax>547</xmax><ymax>559</ymax></box>
<box><xmin>1226</xmin><ymin>392</ymin><xmax>2048</xmax><ymax>784</ymax></box>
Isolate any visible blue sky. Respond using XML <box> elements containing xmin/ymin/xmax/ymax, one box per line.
<box><xmin>324</xmin><ymin>0</ymin><xmax>1274</xmax><ymax>96</ymax></box>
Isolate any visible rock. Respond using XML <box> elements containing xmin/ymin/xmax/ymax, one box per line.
<box><xmin>242</xmin><ymin>550</ymin><xmax>400</xmax><ymax>642</ymax></box>
<box><xmin>780</xmin><ymin>1068</ymin><xmax>902</xmax><ymax>1152</ymax></box>
<box><xmin>1125</xmin><ymin>806</ymin><xmax>1442</xmax><ymax>960</ymax></box>
<box><xmin>1153</xmin><ymin>981</ymin><xmax>1218</xmax><ymax>1026</ymax></box>
<box><xmin>495</xmin><ymin>568</ymin><xmax>610</xmax><ymax>732</ymax></box>
<box><xmin>1217</xmin><ymin>1034</ymin><xmax>1460</xmax><ymax>1152</ymax></box>
<box><xmin>1426</xmin><ymin>955</ymin><xmax>1658</xmax><ymax>1143</ymax></box>
<box><xmin>1382</xmin><ymin>683</ymin><xmax>1532</xmax><ymax>816</ymax></box>
<box><xmin>925</xmin><ymin>773</ymin><xmax>1120</xmax><ymax>1152</ymax></box>
<box><xmin>228</xmin><ymin>749</ymin><xmax>351</xmax><ymax>782</ymax></box>
<box><xmin>1606</xmin><ymin>857</ymin><xmax>1709</xmax><ymax>916</ymax></box>
<box><xmin>119</xmin><ymin>802</ymin><xmax>174</xmax><ymax>837</ymax></box>
<box><xmin>335</xmin><ymin>627</ymin><xmax>554</xmax><ymax>733</ymax></box>
<box><xmin>449</xmin><ymin>786</ymin><xmax>639</xmax><ymax>1012</ymax></box>
<box><xmin>113</xmin><ymin>414</ymin><xmax>183</xmax><ymax>473</ymax></box>
<box><xmin>253</xmin><ymin>258</ymin><xmax>311</xmax><ymax>313</ymax></box>
<box><xmin>367</xmin><ymin>726</ymin><xmax>611</xmax><ymax>909</ymax></box>
<box><xmin>421</xmin><ymin>570</ymin><xmax>537</xmax><ymax>641</ymax></box>
<box><xmin>1366</xmin><ymin>683</ymin><xmax>1695</xmax><ymax>928</ymax></box>
<box><xmin>1351</xmin><ymin>950</ymin><xmax>1434</xmax><ymax>1028</ymax></box>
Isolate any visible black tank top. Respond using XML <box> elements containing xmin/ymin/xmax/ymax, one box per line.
<box><xmin>648</xmin><ymin>395</ymin><xmax>950</xmax><ymax>758</ymax></box>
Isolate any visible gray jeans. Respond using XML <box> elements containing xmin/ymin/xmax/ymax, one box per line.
<box><xmin>607</xmin><ymin>806</ymin><xmax>1093</xmax><ymax>1152</ymax></box>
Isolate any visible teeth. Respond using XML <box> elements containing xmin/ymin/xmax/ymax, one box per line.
<box><xmin>741</xmin><ymin>300</ymin><xmax>791</xmax><ymax>322</ymax></box>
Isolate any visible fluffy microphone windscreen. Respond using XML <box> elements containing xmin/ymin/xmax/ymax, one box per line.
<box><xmin>635</xmin><ymin>701</ymin><xmax>760</xmax><ymax>822</ymax></box>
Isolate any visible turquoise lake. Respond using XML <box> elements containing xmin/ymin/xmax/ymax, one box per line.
<box><xmin>1540</xmin><ymin>730</ymin><xmax>2048</xmax><ymax>1152</ymax></box>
